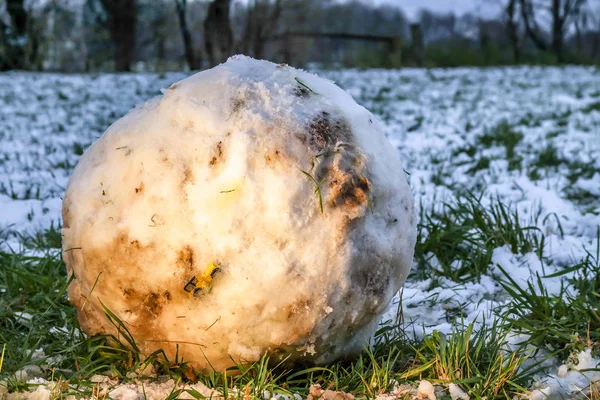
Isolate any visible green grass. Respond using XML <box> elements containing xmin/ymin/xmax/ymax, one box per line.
<box><xmin>470</xmin><ymin>121</ymin><xmax>526</xmax><ymax>173</ymax></box>
<box><xmin>564</xmin><ymin>186</ymin><xmax>599</xmax><ymax>207</ymax></box>
<box><xmin>4</xmin><ymin>66</ymin><xmax>600</xmax><ymax>398</ymax></box>
<box><xmin>18</xmin><ymin>222</ymin><xmax>63</xmax><ymax>250</ymax></box>
<box><xmin>1</xmin><ymin>120</ymin><xmax>598</xmax><ymax>396</ymax></box>
<box><xmin>498</xmin><ymin>231</ymin><xmax>600</xmax><ymax>361</ymax></box>
<box><xmin>466</xmin><ymin>155</ymin><xmax>491</xmax><ymax>175</ymax></box>
<box><xmin>477</xmin><ymin>121</ymin><xmax>524</xmax><ymax>161</ymax></box>
<box><xmin>0</xmin><ymin>240</ymin><xmax>537</xmax><ymax>398</ymax></box>
<box><xmin>566</xmin><ymin>159</ymin><xmax>598</xmax><ymax>184</ymax></box>
<box><xmin>0</xmin><ymin>195</ymin><xmax>597</xmax><ymax>398</ymax></box>
<box><xmin>410</xmin><ymin>321</ymin><xmax>533</xmax><ymax>398</ymax></box>
<box><xmin>582</xmin><ymin>102</ymin><xmax>600</xmax><ymax>114</ymax></box>
<box><xmin>407</xmin><ymin>116</ymin><xmax>424</xmax><ymax>132</ymax></box>
<box><xmin>0</xmin><ymin>226</ymin><xmax>544</xmax><ymax>399</ymax></box>
<box><xmin>533</xmin><ymin>143</ymin><xmax>563</xmax><ymax>169</ymax></box>
<box><xmin>516</xmin><ymin>113</ymin><xmax>542</xmax><ymax>127</ymax></box>
<box><xmin>413</xmin><ymin>194</ymin><xmax>543</xmax><ymax>282</ymax></box>
<box><xmin>298</xmin><ymin>167</ymin><xmax>327</xmax><ymax>214</ymax></box>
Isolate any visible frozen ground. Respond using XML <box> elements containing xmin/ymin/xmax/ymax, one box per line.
<box><xmin>1</xmin><ymin>66</ymin><xmax>599</xmax><ymax>399</ymax></box>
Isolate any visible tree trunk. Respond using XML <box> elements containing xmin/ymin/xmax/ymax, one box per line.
<box><xmin>520</xmin><ymin>0</ymin><xmax>584</xmax><ymax>63</ymax></box>
<box><xmin>115</xmin><ymin>0</ymin><xmax>136</xmax><ymax>72</ymax></box>
<box><xmin>551</xmin><ymin>0</ymin><xmax>565</xmax><ymax>63</ymax></box>
<box><xmin>512</xmin><ymin>39</ymin><xmax>521</xmax><ymax>64</ymax></box>
<box><xmin>505</xmin><ymin>0</ymin><xmax>521</xmax><ymax>63</ymax></box>
<box><xmin>204</xmin><ymin>0</ymin><xmax>233</xmax><ymax>67</ymax></box>
<box><xmin>594</xmin><ymin>32</ymin><xmax>600</xmax><ymax>62</ymax></box>
<box><xmin>519</xmin><ymin>0</ymin><xmax>548</xmax><ymax>51</ymax></box>
<box><xmin>479</xmin><ymin>22</ymin><xmax>491</xmax><ymax>65</ymax></box>
<box><xmin>280</xmin><ymin>31</ymin><xmax>293</xmax><ymax>65</ymax></box>
<box><xmin>573</xmin><ymin>2</ymin><xmax>586</xmax><ymax>59</ymax></box>
<box><xmin>410</xmin><ymin>23</ymin><xmax>424</xmax><ymax>67</ymax></box>
<box><xmin>1</xmin><ymin>0</ymin><xmax>32</xmax><ymax>70</ymax></box>
<box><xmin>175</xmin><ymin>0</ymin><xmax>200</xmax><ymax>70</ymax></box>
<box><xmin>240</xmin><ymin>0</ymin><xmax>282</xmax><ymax>60</ymax></box>
<box><xmin>574</xmin><ymin>16</ymin><xmax>582</xmax><ymax>57</ymax></box>
<box><xmin>240</xmin><ymin>3</ymin><xmax>259</xmax><ymax>56</ymax></box>
<box><xmin>156</xmin><ymin>35</ymin><xmax>166</xmax><ymax>73</ymax></box>
<box><xmin>99</xmin><ymin>0</ymin><xmax>137</xmax><ymax>72</ymax></box>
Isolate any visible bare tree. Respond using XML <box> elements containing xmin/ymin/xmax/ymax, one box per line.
<box><xmin>1</xmin><ymin>0</ymin><xmax>40</xmax><ymax>70</ymax></box>
<box><xmin>519</xmin><ymin>0</ymin><xmax>548</xmax><ymax>51</ymax></box>
<box><xmin>239</xmin><ymin>0</ymin><xmax>283</xmax><ymax>59</ymax></box>
<box><xmin>519</xmin><ymin>0</ymin><xmax>587</xmax><ymax>62</ymax></box>
<box><xmin>203</xmin><ymin>0</ymin><xmax>233</xmax><ymax>66</ymax></box>
<box><xmin>92</xmin><ymin>0</ymin><xmax>137</xmax><ymax>71</ymax></box>
<box><xmin>273</xmin><ymin>0</ymin><xmax>311</xmax><ymax>65</ymax></box>
<box><xmin>147</xmin><ymin>2</ymin><xmax>169</xmax><ymax>72</ymax></box>
<box><xmin>572</xmin><ymin>1</ymin><xmax>589</xmax><ymax>56</ymax></box>
<box><xmin>505</xmin><ymin>0</ymin><xmax>522</xmax><ymax>62</ymax></box>
<box><xmin>202</xmin><ymin>0</ymin><xmax>286</xmax><ymax>66</ymax></box>
<box><xmin>175</xmin><ymin>0</ymin><xmax>200</xmax><ymax>70</ymax></box>
<box><xmin>42</xmin><ymin>1</ymin><xmax>87</xmax><ymax>72</ymax></box>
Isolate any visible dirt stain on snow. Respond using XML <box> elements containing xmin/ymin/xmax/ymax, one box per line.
<box><xmin>209</xmin><ymin>141</ymin><xmax>224</xmax><ymax>167</ymax></box>
<box><xmin>177</xmin><ymin>245</ymin><xmax>196</xmax><ymax>273</ymax></box>
<box><xmin>307</xmin><ymin>111</ymin><xmax>352</xmax><ymax>151</ymax></box>
<box><xmin>264</xmin><ymin>150</ymin><xmax>281</xmax><ymax>167</ymax></box>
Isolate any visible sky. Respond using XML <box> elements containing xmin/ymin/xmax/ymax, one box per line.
<box><xmin>363</xmin><ymin>0</ymin><xmax>503</xmax><ymax>20</ymax></box>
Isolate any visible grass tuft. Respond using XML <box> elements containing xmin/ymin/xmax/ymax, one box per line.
<box><xmin>533</xmin><ymin>143</ymin><xmax>563</xmax><ymax>169</ymax></box>
<box><xmin>295</xmin><ymin>77</ymin><xmax>319</xmax><ymax>95</ymax></box>
<box><xmin>412</xmin><ymin>321</ymin><xmax>531</xmax><ymax>398</ymax></box>
<box><xmin>477</xmin><ymin>121</ymin><xmax>524</xmax><ymax>161</ymax></box>
<box><xmin>498</xmin><ymin>231</ymin><xmax>600</xmax><ymax>361</ymax></box>
<box><xmin>298</xmin><ymin>167</ymin><xmax>327</xmax><ymax>214</ymax></box>
<box><xmin>414</xmin><ymin>193</ymin><xmax>543</xmax><ymax>282</ymax></box>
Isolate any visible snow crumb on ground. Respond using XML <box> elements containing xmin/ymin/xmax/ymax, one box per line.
<box><xmin>448</xmin><ymin>383</ymin><xmax>469</xmax><ymax>400</ymax></box>
<box><xmin>307</xmin><ymin>384</ymin><xmax>354</xmax><ymax>400</ymax></box>
<box><xmin>528</xmin><ymin>349</ymin><xmax>600</xmax><ymax>400</ymax></box>
<box><xmin>23</xmin><ymin>386</ymin><xmax>51</xmax><ymax>400</ymax></box>
<box><xmin>0</xmin><ymin>378</ymin><xmax>219</xmax><ymax>400</ymax></box>
<box><xmin>417</xmin><ymin>380</ymin><xmax>436</xmax><ymax>400</ymax></box>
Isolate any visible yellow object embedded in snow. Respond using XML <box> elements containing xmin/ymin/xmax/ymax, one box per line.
<box><xmin>184</xmin><ymin>262</ymin><xmax>221</xmax><ymax>297</ymax></box>
<box><xmin>61</xmin><ymin>56</ymin><xmax>416</xmax><ymax>372</ymax></box>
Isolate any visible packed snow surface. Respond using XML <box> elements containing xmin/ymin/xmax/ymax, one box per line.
<box><xmin>60</xmin><ymin>56</ymin><xmax>416</xmax><ymax>370</ymax></box>
<box><xmin>1</xmin><ymin>64</ymin><xmax>599</xmax><ymax>396</ymax></box>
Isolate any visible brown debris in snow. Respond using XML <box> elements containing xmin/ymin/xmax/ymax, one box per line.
<box><xmin>210</xmin><ymin>141</ymin><xmax>224</xmax><ymax>166</ymax></box>
<box><xmin>177</xmin><ymin>245</ymin><xmax>196</xmax><ymax>272</ymax></box>
<box><xmin>308</xmin><ymin>384</ymin><xmax>355</xmax><ymax>400</ymax></box>
<box><xmin>307</xmin><ymin>111</ymin><xmax>352</xmax><ymax>152</ymax></box>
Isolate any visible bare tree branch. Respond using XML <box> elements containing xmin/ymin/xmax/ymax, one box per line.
<box><xmin>175</xmin><ymin>0</ymin><xmax>200</xmax><ymax>70</ymax></box>
<box><xmin>505</xmin><ymin>0</ymin><xmax>522</xmax><ymax>62</ymax></box>
<box><xmin>204</xmin><ymin>0</ymin><xmax>233</xmax><ymax>66</ymax></box>
<box><xmin>519</xmin><ymin>0</ymin><xmax>548</xmax><ymax>50</ymax></box>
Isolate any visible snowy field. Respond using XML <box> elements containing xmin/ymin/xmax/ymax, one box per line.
<box><xmin>1</xmin><ymin>66</ymin><xmax>600</xmax><ymax>399</ymax></box>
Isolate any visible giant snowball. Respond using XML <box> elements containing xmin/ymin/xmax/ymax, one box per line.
<box><xmin>62</xmin><ymin>56</ymin><xmax>416</xmax><ymax>371</ymax></box>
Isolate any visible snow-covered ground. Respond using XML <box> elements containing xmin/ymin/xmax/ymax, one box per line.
<box><xmin>1</xmin><ymin>66</ymin><xmax>599</xmax><ymax>398</ymax></box>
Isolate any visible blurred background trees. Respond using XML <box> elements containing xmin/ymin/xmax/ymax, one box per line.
<box><xmin>0</xmin><ymin>0</ymin><xmax>598</xmax><ymax>72</ymax></box>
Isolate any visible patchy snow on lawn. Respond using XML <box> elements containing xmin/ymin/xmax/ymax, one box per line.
<box><xmin>1</xmin><ymin>65</ymin><xmax>599</xmax><ymax>398</ymax></box>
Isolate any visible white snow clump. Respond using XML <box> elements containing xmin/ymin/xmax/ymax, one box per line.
<box><xmin>62</xmin><ymin>56</ymin><xmax>416</xmax><ymax>370</ymax></box>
